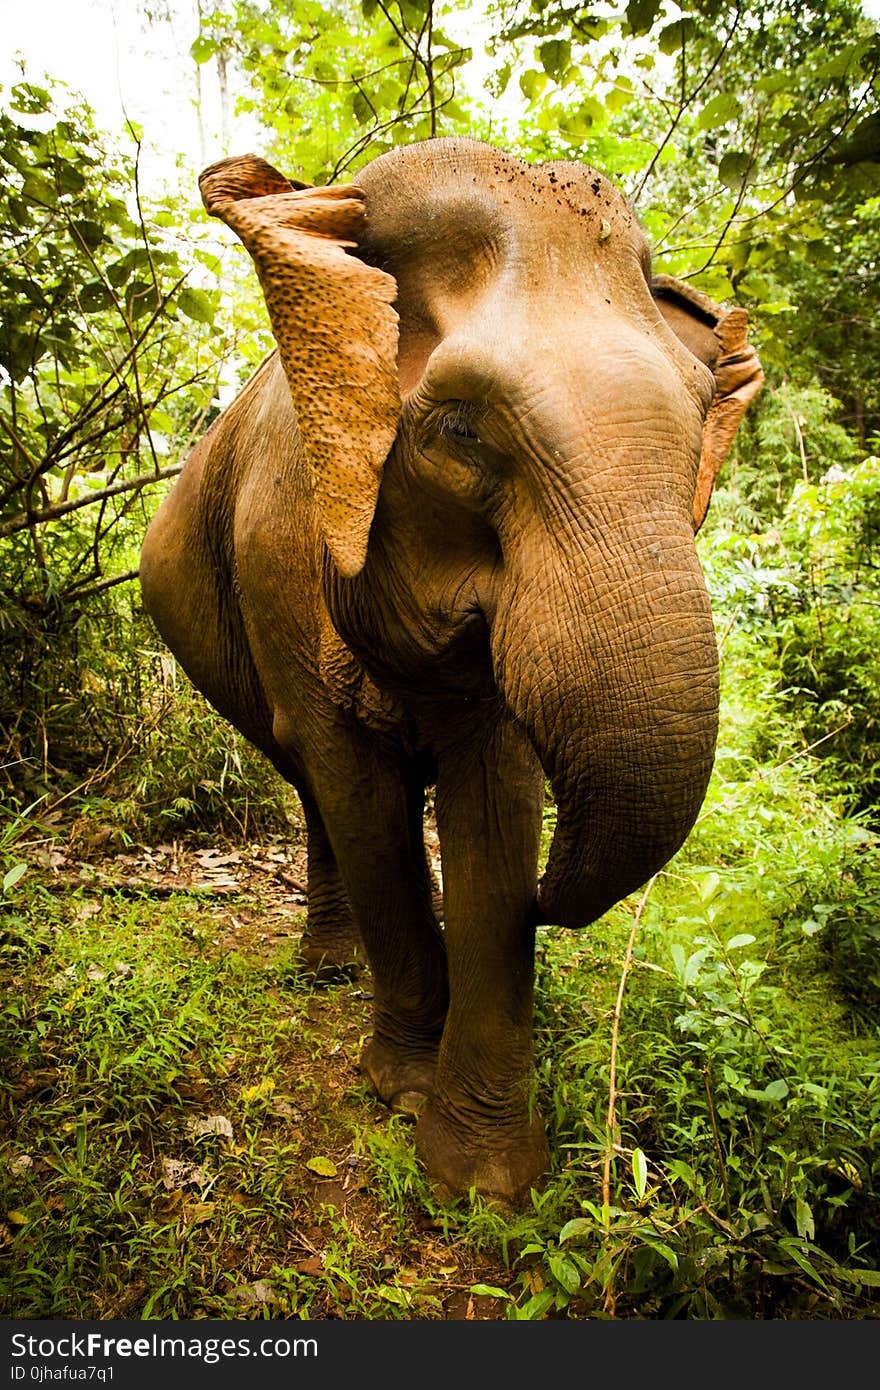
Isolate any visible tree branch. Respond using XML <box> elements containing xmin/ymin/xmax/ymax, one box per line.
<box><xmin>0</xmin><ymin>465</ymin><xmax>183</xmax><ymax>539</ymax></box>
<box><xmin>632</xmin><ymin>1</ymin><xmax>742</xmax><ymax>205</ymax></box>
<box><xmin>63</xmin><ymin>568</ymin><xmax>142</xmax><ymax>602</ymax></box>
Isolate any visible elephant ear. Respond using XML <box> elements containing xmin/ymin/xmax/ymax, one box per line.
<box><xmin>200</xmin><ymin>154</ymin><xmax>400</xmax><ymax>578</ymax></box>
<box><xmin>652</xmin><ymin>274</ymin><xmax>764</xmax><ymax>532</ymax></box>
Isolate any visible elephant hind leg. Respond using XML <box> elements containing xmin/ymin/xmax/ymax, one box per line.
<box><xmin>298</xmin><ymin>791</ymin><xmax>364</xmax><ymax>982</ymax></box>
<box><xmin>297</xmin><ymin>735</ymin><xmax>449</xmax><ymax>1116</ymax></box>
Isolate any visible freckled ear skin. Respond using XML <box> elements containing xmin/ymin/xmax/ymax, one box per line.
<box><xmin>199</xmin><ymin>154</ymin><xmax>401</xmax><ymax>577</ymax></box>
<box><xmin>653</xmin><ymin>274</ymin><xmax>764</xmax><ymax>531</ymax></box>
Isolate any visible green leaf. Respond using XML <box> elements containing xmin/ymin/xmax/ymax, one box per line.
<box><xmin>71</xmin><ymin>219</ymin><xmax>105</xmax><ymax>250</ymax></box>
<box><xmin>632</xmin><ymin>1147</ymin><xmax>648</xmax><ymax>1200</ymax></box>
<box><xmin>777</xmin><ymin>1239</ymin><xmax>828</xmax><ymax>1290</ymax></box>
<box><xmin>149</xmin><ymin>409</ymin><xmax>176</xmax><ymax>433</ymax></box>
<box><xmin>79</xmin><ymin>283</ymin><xmax>115</xmax><ymax>314</ymax></box>
<box><xmin>691</xmin><ymin>267</ymin><xmax>735</xmax><ymax>301</ymax></box>
<box><xmin>399</xmin><ymin>0</ymin><xmax>430</xmax><ymax>24</ymax></box>
<box><xmin>795</xmin><ymin>1197</ymin><xmax>815</xmax><ymax>1241</ymax></box>
<box><xmin>493</xmin><ymin>62</ymin><xmax>512</xmax><ymax>97</ymax></box>
<box><xmin>190</xmin><ymin>35</ymin><xmax>218</xmax><ymax>64</ymax></box>
<box><xmin>538</xmin><ymin>39</ymin><xmax>571</xmax><ymax>80</ymax></box>
<box><xmin>684</xmin><ymin>946</ymin><xmax>711</xmax><ymax>985</ymax></box>
<box><xmin>305</xmin><ymin>1155</ymin><xmax>337</xmax><ymax>1177</ymax></box>
<box><xmin>763</xmin><ymin>1078</ymin><xmax>790</xmax><ymax>1102</ymax></box>
<box><xmin>56</xmin><ymin>161</ymin><xmax>85</xmax><ymax>194</ymax></box>
<box><xmin>559</xmin><ymin>1217</ymin><xmax>592</xmax><ymax>1242</ymax></box>
<box><xmin>126</xmin><ymin>280</ymin><xmax>160</xmax><ymax>320</ymax></box>
<box><xmin>719</xmin><ymin>151</ymin><xmax>753</xmax><ymax>190</ymax></box>
<box><xmin>755</xmin><ymin>71</ymin><xmax>791</xmax><ymax>95</ymax></box>
<box><xmin>547</xmin><ymin>1252</ymin><xmax>581</xmax><ymax>1295</ymax></box>
<box><xmin>177</xmin><ymin>287</ymin><xmax>216</xmax><ymax>325</ymax></box>
<box><xmin>658</xmin><ymin>18</ymin><xmax>696</xmax><ymax>55</ymax></box>
<box><xmin>642</xmin><ymin>1238</ymin><xmax>679</xmax><ymax>1271</ymax></box>
<box><xmin>558</xmin><ymin>97</ymin><xmax>607</xmax><ymax>138</ymax></box>
<box><xmin>698</xmin><ymin>871</ymin><xmax>722</xmax><ymax>902</ymax></box>
<box><xmin>605</xmin><ymin>77</ymin><xmax>634</xmax><ymax>114</ymax></box>
<box><xmin>10</xmin><ymin>83</ymin><xmax>51</xmax><ymax>114</ymax></box>
<box><xmin>517</xmin><ymin>1288</ymin><xmax>556</xmax><ymax>1320</ymax></box>
<box><xmin>727</xmin><ymin>238</ymin><xmax>751</xmax><ymax>272</ymax></box>
<box><xmin>626</xmin><ymin>0</ymin><xmax>662</xmax><ymax>37</ymax></box>
<box><xmin>21</xmin><ymin>174</ymin><xmax>57</xmax><ymax>208</ymax></box>
<box><xmin>666</xmin><ymin>1159</ymin><xmax>696</xmax><ymax>1190</ymax></box>
<box><xmin>3</xmin><ymin>863</ymin><xmax>27</xmax><ymax>893</ymax></box>
<box><xmin>376</xmin><ymin>1283</ymin><xmax>408</xmax><ymax>1304</ymax></box>
<box><xmin>519</xmin><ymin>70</ymin><xmax>547</xmax><ymax>102</ymax></box>
<box><xmin>697</xmin><ymin>93</ymin><xmax>742</xmax><ymax>131</ymax></box>
<box><xmin>469</xmin><ymin>1284</ymin><xmax>510</xmax><ymax>1298</ymax></box>
<box><xmin>726</xmin><ymin>933</ymin><xmax>756</xmax><ymax>950</ymax></box>
<box><xmin>351</xmin><ymin>90</ymin><xmax>374</xmax><ymax>125</ymax></box>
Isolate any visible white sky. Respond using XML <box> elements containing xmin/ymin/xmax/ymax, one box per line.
<box><xmin>2</xmin><ymin>0</ymin><xmax>879</xmax><ymax>201</ymax></box>
<box><xmin>0</xmin><ymin>0</ymin><xmax>241</xmax><ymax>191</ymax></box>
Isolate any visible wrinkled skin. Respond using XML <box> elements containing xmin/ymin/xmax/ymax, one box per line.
<box><xmin>140</xmin><ymin>139</ymin><xmax>763</xmax><ymax>1203</ymax></box>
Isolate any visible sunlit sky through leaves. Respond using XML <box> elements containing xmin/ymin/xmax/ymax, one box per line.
<box><xmin>3</xmin><ymin>0</ymin><xmax>879</xmax><ymax>196</ymax></box>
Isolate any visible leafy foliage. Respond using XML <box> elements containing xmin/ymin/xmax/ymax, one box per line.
<box><xmin>192</xmin><ymin>0</ymin><xmax>475</xmax><ymax>180</ymax></box>
<box><xmin>705</xmin><ymin>424</ymin><xmax>880</xmax><ymax>813</ymax></box>
<box><xmin>0</xmin><ymin>81</ymin><xmax>219</xmax><ymax>796</ymax></box>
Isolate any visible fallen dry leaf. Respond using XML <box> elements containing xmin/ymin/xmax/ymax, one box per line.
<box><xmin>268</xmin><ymin>1097</ymin><xmax>302</xmax><ymax>1120</ymax></box>
<box><xmin>305</xmin><ymin>1156</ymin><xmax>337</xmax><ymax>1178</ymax></box>
<box><xmin>160</xmin><ymin>1158</ymin><xmax>209</xmax><ymax>1191</ymax></box>
<box><xmin>228</xmin><ymin>1279</ymin><xmax>277</xmax><ymax>1307</ymax></box>
<box><xmin>195</xmin><ymin>850</ymin><xmax>242</xmax><ymax>868</ymax></box>
<box><xmin>241</xmin><ymin>1079</ymin><xmax>275</xmax><ymax>1103</ymax></box>
<box><xmin>186</xmin><ymin>1114</ymin><xmax>233</xmax><ymax>1141</ymax></box>
<box><xmin>182</xmin><ymin>1201</ymin><xmax>216</xmax><ymax>1227</ymax></box>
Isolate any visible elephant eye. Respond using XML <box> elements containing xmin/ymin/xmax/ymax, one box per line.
<box><xmin>439</xmin><ymin>402</ymin><xmax>483</xmax><ymax>444</ymax></box>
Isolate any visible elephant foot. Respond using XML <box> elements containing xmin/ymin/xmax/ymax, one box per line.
<box><xmin>415</xmin><ymin>1097</ymin><xmax>550</xmax><ymax>1207</ymax></box>
<box><xmin>360</xmin><ymin>1035</ymin><xmax>439</xmax><ymax>1117</ymax></box>
<box><xmin>298</xmin><ymin>925</ymin><xmax>363</xmax><ymax>984</ymax></box>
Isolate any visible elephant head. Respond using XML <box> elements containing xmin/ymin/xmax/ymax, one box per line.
<box><xmin>199</xmin><ymin>139</ymin><xmax>763</xmax><ymax>931</ymax></box>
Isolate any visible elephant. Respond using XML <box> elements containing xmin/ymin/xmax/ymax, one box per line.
<box><xmin>140</xmin><ymin>137</ymin><xmax>763</xmax><ymax>1204</ymax></box>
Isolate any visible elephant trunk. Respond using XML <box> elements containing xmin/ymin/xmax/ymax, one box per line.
<box><xmin>494</xmin><ymin>523</ymin><xmax>719</xmax><ymax>929</ymax></box>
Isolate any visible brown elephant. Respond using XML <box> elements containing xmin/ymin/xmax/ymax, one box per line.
<box><xmin>140</xmin><ymin>138</ymin><xmax>763</xmax><ymax>1203</ymax></box>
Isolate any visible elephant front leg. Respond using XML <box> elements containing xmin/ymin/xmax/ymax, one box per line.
<box><xmin>416</xmin><ymin>717</ymin><xmax>549</xmax><ymax>1204</ymax></box>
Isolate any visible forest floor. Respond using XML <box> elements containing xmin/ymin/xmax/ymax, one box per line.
<box><xmin>4</xmin><ymin>809</ymin><xmax>879</xmax><ymax>1321</ymax></box>
<box><xmin>1</xmin><ymin>829</ymin><xmax>520</xmax><ymax>1321</ymax></box>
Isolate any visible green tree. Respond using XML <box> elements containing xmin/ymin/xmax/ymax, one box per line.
<box><xmin>190</xmin><ymin>0</ymin><xmax>475</xmax><ymax>180</ymax></box>
<box><xmin>0</xmin><ymin>80</ymin><xmax>225</xmax><ymax>791</ymax></box>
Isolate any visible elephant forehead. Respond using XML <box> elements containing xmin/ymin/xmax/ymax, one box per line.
<box><xmin>356</xmin><ymin>139</ymin><xmax>644</xmax><ymax>288</ymax></box>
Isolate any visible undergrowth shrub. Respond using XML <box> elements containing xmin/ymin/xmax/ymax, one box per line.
<box><xmin>494</xmin><ymin>602</ymin><xmax>880</xmax><ymax>1319</ymax></box>
<box><xmin>0</xmin><ymin>578</ymin><xmax>296</xmax><ymax>847</ymax></box>
<box><xmin>702</xmin><ymin>454</ymin><xmax>880</xmax><ymax>816</ymax></box>
<box><xmin>92</xmin><ymin>646</ymin><xmax>297</xmax><ymax>843</ymax></box>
